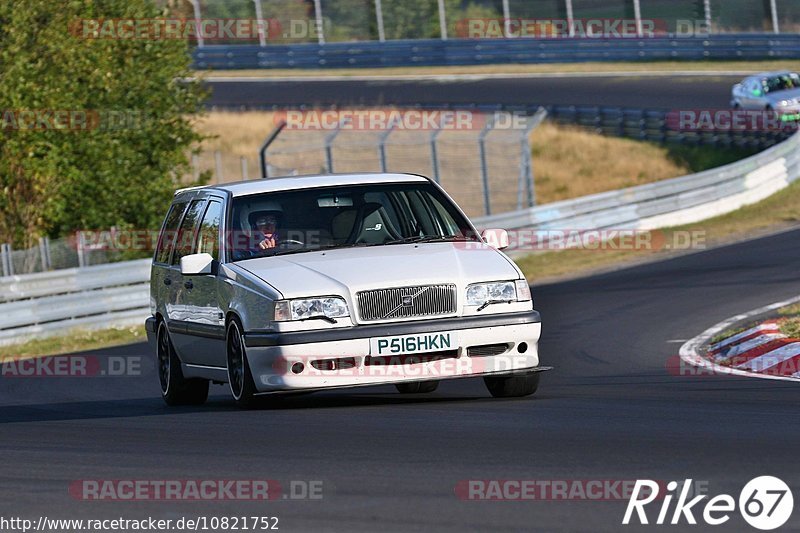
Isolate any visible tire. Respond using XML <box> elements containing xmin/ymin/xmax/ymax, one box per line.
<box><xmin>156</xmin><ymin>321</ymin><xmax>209</xmax><ymax>406</ymax></box>
<box><xmin>395</xmin><ymin>381</ymin><xmax>439</xmax><ymax>394</ymax></box>
<box><xmin>483</xmin><ymin>372</ymin><xmax>540</xmax><ymax>398</ymax></box>
<box><xmin>227</xmin><ymin>319</ymin><xmax>259</xmax><ymax>408</ymax></box>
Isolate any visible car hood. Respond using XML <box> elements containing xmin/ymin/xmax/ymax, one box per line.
<box><xmin>235</xmin><ymin>243</ymin><xmax>520</xmax><ymax>299</ymax></box>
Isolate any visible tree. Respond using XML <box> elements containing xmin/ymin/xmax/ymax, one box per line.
<box><xmin>0</xmin><ymin>0</ymin><xmax>206</xmax><ymax>249</ymax></box>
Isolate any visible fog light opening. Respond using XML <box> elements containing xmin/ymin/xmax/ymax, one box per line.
<box><xmin>291</xmin><ymin>362</ymin><xmax>305</xmax><ymax>374</ymax></box>
<box><xmin>517</xmin><ymin>342</ymin><xmax>528</xmax><ymax>354</ymax></box>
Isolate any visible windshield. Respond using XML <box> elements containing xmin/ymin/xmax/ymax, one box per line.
<box><xmin>764</xmin><ymin>73</ymin><xmax>800</xmax><ymax>93</ymax></box>
<box><xmin>228</xmin><ymin>181</ymin><xmax>479</xmax><ymax>261</ymax></box>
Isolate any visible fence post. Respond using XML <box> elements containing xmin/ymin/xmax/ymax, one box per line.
<box><xmin>188</xmin><ymin>0</ymin><xmax>204</xmax><ymax>48</ymax></box>
<box><xmin>378</xmin><ymin>124</ymin><xmax>396</xmax><ymax>173</ymax></box>
<box><xmin>430</xmin><ymin>127</ymin><xmax>443</xmax><ymax>184</ymax></box>
<box><xmin>324</xmin><ymin>119</ymin><xmax>351</xmax><ymax>173</ymax></box>
<box><xmin>769</xmin><ymin>0</ymin><xmax>780</xmax><ymax>34</ymax></box>
<box><xmin>77</xmin><ymin>231</ymin><xmax>86</xmax><ymax>268</ymax></box>
<box><xmin>632</xmin><ymin>0</ymin><xmax>643</xmax><ymax>37</ymax></box>
<box><xmin>502</xmin><ymin>0</ymin><xmax>511</xmax><ymax>38</ymax></box>
<box><xmin>520</xmin><ymin>107</ymin><xmax>547</xmax><ymax>209</ymax></box>
<box><xmin>313</xmin><ymin>0</ymin><xmax>325</xmax><ymax>44</ymax></box>
<box><xmin>240</xmin><ymin>157</ymin><xmax>249</xmax><ymax>180</ymax></box>
<box><xmin>375</xmin><ymin>0</ymin><xmax>386</xmax><ymax>42</ymax></box>
<box><xmin>565</xmin><ymin>0</ymin><xmax>575</xmax><ymax>37</ymax></box>
<box><xmin>253</xmin><ymin>0</ymin><xmax>267</xmax><ymax>46</ymax></box>
<box><xmin>437</xmin><ymin>0</ymin><xmax>448</xmax><ymax>40</ymax></box>
<box><xmin>38</xmin><ymin>237</ymin><xmax>50</xmax><ymax>271</ymax></box>
<box><xmin>478</xmin><ymin>115</ymin><xmax>496</xmax><ymax>216</ymax></box>
<box><xmin>260</xmin><ymin>120</ymin><xmax>287</xmax><ymax>178</ymax></box>
<box><xmin>1</xmin><ymin>243</ymin><xmax>12</xmax><ymax>277</ymax></box>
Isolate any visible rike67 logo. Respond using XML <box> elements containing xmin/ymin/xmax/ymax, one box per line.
<box><xmin>623</xmin><ymin>477</ymin><xmax>793</xmax><ymax>530</ymax></box>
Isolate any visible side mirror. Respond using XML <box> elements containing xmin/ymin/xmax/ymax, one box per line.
<box><xmin>180</xmin><ymin>253</ymin><xmax>214</xmax><ymax>275</ymax></box>
<box><xmin>481</xmin><ymin>228</ymin><xmax>509</xmax><ymax>250</ymax></box>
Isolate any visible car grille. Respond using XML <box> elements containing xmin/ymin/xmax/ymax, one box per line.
<box><xmin>357</xmin><ymin>284</ymin><xmax>457</xmax><ymax>322</ymax></box>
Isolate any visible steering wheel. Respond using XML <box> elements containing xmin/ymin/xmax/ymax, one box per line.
<box><xmin>277</xmin><ymin>239</ymin><xmax>304</xmax><ymax>247</ymax></box>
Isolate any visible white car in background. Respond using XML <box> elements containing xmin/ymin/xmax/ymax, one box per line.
<box><xmin>731</xmin><ymin>71</ymin><xmax>800</xmax><ymax>121</ymax></box>
<box><xmin>146</xmin><ymin>173</ymin><xmax>545</xmax><ymax>407</ymax></box>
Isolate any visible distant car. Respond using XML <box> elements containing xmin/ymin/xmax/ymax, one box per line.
<box><xmin>146</xmin><ymin>173</ymin><xmax>545</xmax><ymax>407</ymax></box>
<box><xmin>731</xmin><ymin>71</ymin><xmax>800</xmax><ymax>121</ymax></box>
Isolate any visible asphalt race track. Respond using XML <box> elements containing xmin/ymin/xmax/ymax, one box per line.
<box><xmin>205</xmin><ymin>74</ymin><xmax>742</xmax><ymax>110</ymax></box>
<box><xmin>2</xmin><ymin>227</ymin><xmax>799</xmax><ymax>531</ymax></box>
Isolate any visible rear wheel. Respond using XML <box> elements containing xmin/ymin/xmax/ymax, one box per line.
<box><xmin>395</xmin><ymin>381</ymin><xmax>439</xmax><ymax>394</ymax></box>
<box><xmin>484</xmin><ymin>372</ymin><xmax>540</xmax><ymax>398</ymax></box>
<box><xmin>156</xmin><ymin>321</ymin><xmax>208</xmax><ymax>406</ymax></box>
<box><xmin>227</xmin><ymin>319</ymin><xmax>258</xmax><ymax>408</ymax></box>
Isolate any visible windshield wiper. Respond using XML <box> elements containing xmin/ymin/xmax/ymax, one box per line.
<box><xmin>385</xmin><ymin>235</ymin><xmax>471</xmax><ymax>245</ymax></box>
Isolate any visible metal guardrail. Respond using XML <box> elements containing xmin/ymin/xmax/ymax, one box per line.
<box><xmin>193</xmin><ymin>34</ymin><xmax>800</xmax><ymax>69</ymax></box>
<box><xmin>473</xmin><ymin>130</ymin><xmax>800</xmax><ymax>250</ymax></box>
<box><xmin>0</xmin><ymin>260</ymin><xmax>151</xmax><ymax>346</ymax></box>
<box><xmin>1</xmin><ymin>130</ymin><xmax>799</xmax><ymax>346</ymax></box>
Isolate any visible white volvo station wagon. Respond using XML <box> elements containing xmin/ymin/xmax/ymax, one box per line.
<box><xmin>146</xmin><ymin>173</ymin><xmax>545</xmax><ymax>406</ymax></box>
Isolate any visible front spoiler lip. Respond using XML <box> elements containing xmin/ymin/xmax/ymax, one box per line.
<box><xmin>252</xmin><ymin>365</ymin><xmax>553</xmax><ymax>396</ymax></box>
<box><xmin>243</xmin><ymin>309</ymin><xmax>542</xmax><ymax>348</ymax></box>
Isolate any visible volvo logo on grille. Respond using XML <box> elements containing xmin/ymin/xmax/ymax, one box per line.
<box><xmin>401</xmin><ymin>295</ymin><xmax>414</xmax><ymax>307</ymax></box>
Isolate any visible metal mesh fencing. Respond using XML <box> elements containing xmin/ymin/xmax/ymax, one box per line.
<box><xmin>262</xmin><ymin>110</ymin><xmax>544</xmax><ymax>218</ymax></box>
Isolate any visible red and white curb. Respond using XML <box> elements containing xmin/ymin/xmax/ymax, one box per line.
<box><xmin>679</xmin><ymin>295</ymin><xmax>800</xmax><ymax>382</ymax></box>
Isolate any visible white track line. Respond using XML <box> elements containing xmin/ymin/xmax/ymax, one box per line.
<box><xmin>679</xmin><ymin>295</ymin><xmax>800</xmax><ymax>383</ymax></box>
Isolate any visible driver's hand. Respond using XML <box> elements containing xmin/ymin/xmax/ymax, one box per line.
<box><xmin>258</xmin><ymin>236</ymin><xmax>277</xmax><ymax>249</ymax></box>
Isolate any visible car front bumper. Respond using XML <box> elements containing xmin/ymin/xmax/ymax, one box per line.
<box><xmin>242</xmin><ymin>310</ymin><xmax>543</xmax><ymax>393</ymax></box>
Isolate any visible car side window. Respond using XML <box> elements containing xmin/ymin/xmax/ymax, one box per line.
<box><xmin>171</xmin><ymin>199</ymin><xmax>206</xmax><ymax>266</ymax></box>
<box><xmin>154</xmin><ymin>202</ymin><xmax>187</xmax><ymax>264</ymax></box>
<box><xmin>196</xmin><ymin>200</ymin><xmax>222</xmax><ymax>261</ymax></box>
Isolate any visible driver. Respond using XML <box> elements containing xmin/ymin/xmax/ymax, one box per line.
<box><xmin>250</xmin><ymin>207</ymin><xmax>283</xmax><ymax>250</ymax></box>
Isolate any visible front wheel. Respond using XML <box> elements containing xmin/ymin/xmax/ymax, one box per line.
<box><xmin>227</xmin><ymin>320</ymin><xmax>259</xmax><ymax>408</ymax></box>
<box><xmin>484</xmin><ymin>372</ymin><xmax>540</xmax><ymax>398</ymax></box>
<box><xmin>156</xmin><ymin>321</ymin><xmax>209</xmax><ymax>406</ymax></box>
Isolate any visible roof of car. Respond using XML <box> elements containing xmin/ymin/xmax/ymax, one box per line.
<box><xmin>180</xmin><ymin>172</ymin><xmax>430</xmax><ymax>198</ymax></box>
<box><xmin>748</xmin><ymin>71</ymin><xmax>797</xmax><ymax>79</ymax></box>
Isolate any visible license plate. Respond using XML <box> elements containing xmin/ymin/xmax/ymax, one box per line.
<box><xmin>370</xmin><ymin>332</ymin><xmax>458</xmax><ymax>356</ymax></box>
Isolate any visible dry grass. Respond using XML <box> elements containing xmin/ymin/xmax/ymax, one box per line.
<box><xmin>0</xmin><ymin>326</ymin><xmax>146</xmax><ymax>359</ymax></box>
<box><xmin>530</xmin><ymin>123</ymin><xmax>692</xmax><ymax>203</ymax></box>
<box><xmin>193</xmin><ymin>111</ymin><xmax>696</xmax><ymax>205</ymax></box>
<box><xmin>196</xmin><ymin>60</ymin><xmax>800</xmax><ymax>79</ymax></box>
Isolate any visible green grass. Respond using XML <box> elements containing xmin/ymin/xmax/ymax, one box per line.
<box><xmin>781</xmin><ymin>318</ymin><xmax>800</xmax><ymax>339</ymax></box>
<box><xmin>0</xmin><ymin>326</ymin><xmax>146</xmax><ymax>360</ymax></box>
<box><xmin>665</xmin><ymin>144</ymin><xmax>760</xmax><ymax>174</ymax></box>
<box><xmin>778</xmin><ymin>303</ymin><xmax>800</xmax><ymax>316</ymax></box>
<box><xmin>710</xmin><ymin>327</ymin><xmax>748</xmax><ymax>346</ymax></box>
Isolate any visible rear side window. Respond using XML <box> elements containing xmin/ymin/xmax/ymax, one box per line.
<box><xmin>154</xmin><ymin>202</ymin><xmax>187</xmax><ymax>264</ymax></box>
<box><xmin>196</xmin><ymin>200</ymin><xmax>223</xmax><ymax>261</ymax></box>
<box><xmin>171</xmin><ymin>200</ymin><xmax>206</xmax><ymax>266</ymax></box>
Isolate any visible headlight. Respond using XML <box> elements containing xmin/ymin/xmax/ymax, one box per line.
<box><xmin>274</xmin><ymin>297</ymin><xmax>349</xmax><ymax>322</ymax></box>
<box><xmin>466</xmin><ymin>281</ymin><xmax>522</xmax><ymax>307</ymax></box>
<box><xmin>779</xmin><ymin>100</ymin><xmax>791</xmax><ymax>107</ymax></box>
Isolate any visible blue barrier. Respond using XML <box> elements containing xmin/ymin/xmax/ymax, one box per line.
<box><xmin>193</xmin><ymin>34</ymin><xmax>800</xmax><ymax>70</ymax></box>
